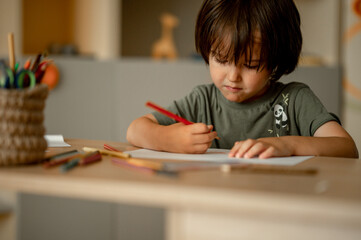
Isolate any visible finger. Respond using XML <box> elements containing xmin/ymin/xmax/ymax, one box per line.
<box><xmin>228</xmin><ymin>141</ymin><xmax>241</xmax><ymax>157</ymax></box>
<box><xmin>229</xmin><ymin>142</ymin><xmax>240</xmax><ymax>157</ymax></box>
<box><xmin>206</xmin><ymin>125</ymin><xmax>221</xmax><ymax>139</ymax></box>
<box><xmin>192</xmin><ymin>131</ymin><xmax>218</xmax><ymax>144</ymax></box>
<box><xmin>190</xmin><ymin>123</ymin><xmax>210</xmax><ymax>134</ymax></box>
<box><xmin>258</xmin><ymin>146</ymin><xmax>277</xmax><ymax>159</ymax></box>
<box><xmin>229</xmin><ymin>142</ymin><xmax>246</xmax><ymax>158</ymax></box>
<box><xmin>191</xmin><ymin>143</ymin><xmax>211</xmax><ymax>154</ymax></box>
<box><xmin>231</xmin><ymin>139</ymin><xmax>256</xmax><ymax>158</ymax></box>
<box><xmin>171</xmin><ymin>122</ymin><xmax>185</xmax><ymax>128</ymax></box>
<box><xmin>243</xmin><ymin>142</ymin><xmax>268</xmax><ymax>158</ymax></box>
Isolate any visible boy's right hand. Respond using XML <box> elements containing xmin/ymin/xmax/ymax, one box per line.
<box><xmin>164</xmin><ymin>122</ymin><xmax>218</xmax><ymax>154</ymax></box>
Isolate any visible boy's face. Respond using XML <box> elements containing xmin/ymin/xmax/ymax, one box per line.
<box><xmin>209</xmin><ymin>38</ymin><xmax>271</xmax><ymax>103</ymax></box>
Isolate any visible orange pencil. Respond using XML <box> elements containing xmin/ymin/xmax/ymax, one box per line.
<box><xmin>24</xmin><ymin>58</ymin><xmax>31</xmax><ymax>69</ymax></box>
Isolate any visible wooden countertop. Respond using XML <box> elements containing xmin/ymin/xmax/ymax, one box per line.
<box><xmin>1</xmin><ymin>138</ymin><xmax>360</xmax><ymax>224</ymax></box>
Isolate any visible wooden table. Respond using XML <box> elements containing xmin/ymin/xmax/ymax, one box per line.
<box><xmin>1</xmin><ymin>138</ymin><xmax>361</xmax><ymax>240</ymax></box>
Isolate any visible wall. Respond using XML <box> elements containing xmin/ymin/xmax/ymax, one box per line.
<box><xmin>295</xmin><ymin>0</ymin><xmax>341</xmax><ymax>65</ymax></box>
<box><xmin>43</xmin><ymin>58</ymin><xmax>211</xmax><ymax>141</ymax></box>
<box><xmin>73</xmin><ymin>0</ymin><xmax>121</xmax><ymax>59</ymax></box>
<box><xmin>0</xmin><ymin>0</ymin><xmax>22</xmax><ymax>56</ymax></box>
<box><xmin>342</xmin><ymin>0</ymin><xmax>361</xmax><ymax>157</ymax></box>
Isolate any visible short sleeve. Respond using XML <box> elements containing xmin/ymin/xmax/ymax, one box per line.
<box><xmin>293</xmin><ymin>85</ymin><xmax>340</xmax><ymax>136</ymax></box>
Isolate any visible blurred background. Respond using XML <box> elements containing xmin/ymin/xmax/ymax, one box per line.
<box><xmin>0</xmin><ymin>0</ymin><xmax>352</xmax><ymax>62</ymax></box>
<box><xmin>0</xmin><ymin>0</ymin><xmax>361</xmax><ymax>240</ymax></box>
<box><xmin>2</xmin><ymin>0</ymin><xmax>359</xmax><ymax>154</ymax></box>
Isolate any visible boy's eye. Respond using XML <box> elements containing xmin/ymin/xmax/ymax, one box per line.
<box><xmin>215</xmin><ymin>57</ymin><xmax>228</xmax><ymax>65</ymax></box>
<box><xmin>243</xmin><ymin>64</ymin><xmax>259</xmax><ymax>70</ymax></box>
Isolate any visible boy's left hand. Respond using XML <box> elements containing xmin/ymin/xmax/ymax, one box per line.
<box><xmin>228</xmin><ymin>137</ymin><xmax>293</xmax><ymax>159</ymax></box>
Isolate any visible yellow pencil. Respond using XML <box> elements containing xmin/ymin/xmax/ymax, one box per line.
<box><xmin>82</xmin><ymin>147</ymin><xmax>164</xmax><ymax>171</ymax></box>
<box><xmin>127</xmin><ymin>158</ymin><xmax>163</xmax><ymax>171</ymax></box>
<box><xmin>83</xmin><ymin>147</ymin><xmax>130</xmax><ymax>159</ymax></box>
<box><xmin>8</xmin><ymin>33</ymin><xmax>15</xmax><ymax>72</ymax></box>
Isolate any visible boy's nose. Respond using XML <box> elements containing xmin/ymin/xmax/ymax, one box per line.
<box><xmin>227</xmin><ymin>65</ymin><xmax>242</xmax><ymax>82</ymax></box>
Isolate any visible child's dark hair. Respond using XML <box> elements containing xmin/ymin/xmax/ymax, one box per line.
<box><xmin>195</xmin><ymin>0</ymin><xmax>302</xmax><ymax>81</ymax></box>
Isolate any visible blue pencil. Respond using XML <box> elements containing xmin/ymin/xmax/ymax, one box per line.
<box><xmin>60</xmin><ymin>158</ymin><xmax>80</xmax><ymax>173</ymax></box>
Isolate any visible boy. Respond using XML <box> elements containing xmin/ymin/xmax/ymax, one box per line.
<box><xmin>127</xmin><ymin>0</ymin><xmax>358</xmax><ymax>159</ymax></box>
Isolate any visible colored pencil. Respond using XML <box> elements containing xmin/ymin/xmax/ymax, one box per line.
<box><xmin>34</xmin><ymin>61</ymin><xmax>50</xmax><ymax>83</ymax></box>
<box><xmin>60</xmin><ymin>158</ymin><xmax>80</xmax><ymax>172</ymax></box>
<box><xmin>7</xmin><ymin>33</ymin><xmax>15</xmax><ymax>72</ymax></box>
<box><xmin>103</xmin><ymin>144</ymin><xmax>120</xmax><ymax>152</ymax></box>
<box><xmin>43</xmin><ymin>153</ymin><xmax>82</xmax><ymax>168</ymax></box>
<box><xmin>83</xmin><ymin>147</ymin><xmax>130</xmax><ymax>159</ymax></box>
<box><xmin>30</xmin><ymin>53</ymin><xmax>42</xmax><ymax>72</ymax></box>
<box><xmin>126</xmin><ymin>158</ymin><xmax>163</xmax><ymax>171</ymax></box>
<box><xmin>24</xmin><ymin>58</ymin><xmax>31</xmax><ymax>69</ymax></box>
<box><xmin>146</xmin><ymin>101</ymin><xmax>220</xmax><ymax>140</ymax></box>
<box><xmin>146</xmin><ymin>101</ymin><xmax>193</xmax><ymax>125</ymax></box>
<box><xmin>79</xmin><ymin>151</ymin><xmax>102</xmax><ymax>165</ymax></box>
<box><xmin>112</xmin><ymin>158</ymin><xmax>177</xmax><ymax>177</ymax></box>
<box><xmin>45</xmin><ymin>150</ymin><xmax>79</xmax><ymax>161</ymax></box>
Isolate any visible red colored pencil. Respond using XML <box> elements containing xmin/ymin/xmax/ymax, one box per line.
<box><xmin>43</xmin><ymin>153</ymin><xmax>82</xmax><ymax>168</ymax></box>
<box><xmin>146</xmin><ymin>101</ymin><xmax>193</xmax><ymax>125</ymax></box>
<box><xmin>104</xmin><ymin>144</ymin><xmax>120</xmax><ymax>152</ymax></box>
<box><xmin>146</xmin><ymin>101</ymin><xmax>220</xmax><ymax>140</ymax></box>
<box><xmin>79</xmin><ymin>152</ymin><xmax>102</xmax><ymax>165</ymax></box>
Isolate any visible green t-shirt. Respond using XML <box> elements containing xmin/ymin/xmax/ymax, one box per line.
<box><xmin>152</xmin><ymin>82</ymin><xmax>339</xmax><ymax>149</ymax></box>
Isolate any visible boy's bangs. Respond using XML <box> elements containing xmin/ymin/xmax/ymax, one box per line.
<box><xmin>210</xmin><ymin>30</ymin><xmax>235</xmax><ymax>62</ymax></box>
<box><xmin>210</xmin><ymin>18</ymin><xmax>264</xmax><ymax>69</ymax></box>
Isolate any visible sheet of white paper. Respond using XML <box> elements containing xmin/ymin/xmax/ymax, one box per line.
<box><xmin>44</xmin><ymin>135</ymin><xmax>71</xmax><ymax>147</ymax></box>
<box><xmin>125</xmin><ymin>148</ymin><xmax>313</xmax><ymax>166</ymax></box>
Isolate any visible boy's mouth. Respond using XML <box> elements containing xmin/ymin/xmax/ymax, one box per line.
<box><xmin>225</xmin><ymin>85</ymin><xmax>242</xmax><ymax>93</ymax></box>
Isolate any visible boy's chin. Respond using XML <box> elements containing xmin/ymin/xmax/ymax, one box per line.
<box><xmin>224</xmin><ymin>93</ymin><xmax>261</xmax><ymax>103</ymax></box>
<box><xmin>223</xmin><ymin>94</ymin><xmax>245</xmax><ymax>103</ymax></box>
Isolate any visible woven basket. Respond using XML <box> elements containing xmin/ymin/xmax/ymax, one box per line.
<box><xmin>0</xmin><ymin>84</ymin><xmax>49</xmax><ymax>166</ymax></box>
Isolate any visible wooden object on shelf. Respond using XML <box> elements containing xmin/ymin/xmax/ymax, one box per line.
<box><xmin>151</xmin><ymin>13</ymin><xmax>179</xmax><ymax>60</ymax></box>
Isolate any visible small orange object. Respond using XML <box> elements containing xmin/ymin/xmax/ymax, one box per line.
<box><xmin>24</xmin><ymin>58</ymin><xmax>31</xmax><ymax>69</ymax></box>
<box><xmin>41</xmin><ymin>63</ymin><xmax>59</xmax><ymax>90</ymax></box>
<box><xmin>353</xmin><ymin>0</ymin><xmax>361</xmax><ymax>17</ymax></box>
